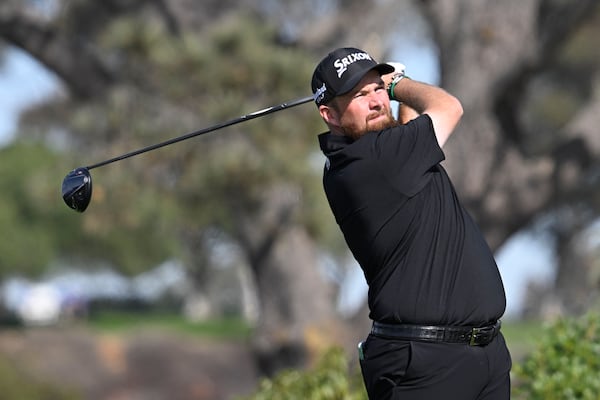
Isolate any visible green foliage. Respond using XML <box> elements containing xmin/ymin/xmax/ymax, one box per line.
<box><xmin>0</xmin><ymin>357</ymin><xmax>81</xmax><ymax>400</ymax></box>
<box><xmin>89</xmin><ymin>11</ymin><xmax>340</xmax><ymax>249</ymax></box>
<box><xmin>0</xmin><ymin>142</ymin><xmax>81</xmax><ymax>278</ymax></box>
<box><xmin>0</xmin><ymin>139</ymin><xmax>178</xmax><ymax>279</ymax></box>
<box><xmin>513</xmin><ymin>312</ymin><xmax>600</xmax><ymax>400</ymax></box>
<box><xmin>241</xmin><ymin>347</ymin><xmax>367</xmax><ymax>400</ymax></box>
<box><xmin>7</xmin><ymin>7</ymin><xmax>345</xmax><ymax>298</ymax></box>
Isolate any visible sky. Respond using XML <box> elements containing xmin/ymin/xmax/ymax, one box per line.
<box><xmin>0</xmin><ymin>45</ymin><xmax>556</xmax><ymax>319</ymax></box>
<box><xmin>0</xmin><ymin>47</ymin><xmax>61</xmax><ymax>146</ymax></box>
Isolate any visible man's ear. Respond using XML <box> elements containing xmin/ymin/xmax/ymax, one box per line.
<box><xmin>319</xmin><ymin>105</ymin><xmax>341</xmax><ymax>129</ymax></box>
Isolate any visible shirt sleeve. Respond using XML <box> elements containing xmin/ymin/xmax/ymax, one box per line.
<box><xmin>373</xmin><ymin>114</ymin><xmax>445</xmax><ymax>197</ymax></box>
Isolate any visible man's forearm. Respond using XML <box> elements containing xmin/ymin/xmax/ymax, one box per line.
<box><xmin>391</xmin><ymin>79</ymin><xmax>456</xmax><ymax>114</ymax></box>
<box><xmin>391</xmin><ymin>78</ymin><xmax>463</xmax><ymax>147</ymax></box>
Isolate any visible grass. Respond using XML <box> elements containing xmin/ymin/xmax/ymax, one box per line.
<box><xmin>86</xmin><ymin>310</ymin><xmax>253</xmax><ymax>340</ymax></box>
<box><xmin>85</xmin><ymin>311</ymin><xmax>544</xmax><ymax>359</ymax></box>
<box><xmin>501</xmin><ymin>318</ymin><xmax>545</xmax><ymax>361</ymax></box>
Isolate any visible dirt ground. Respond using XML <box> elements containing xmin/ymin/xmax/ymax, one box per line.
<box><xmin>0</xmin><ymin>326</ymin><xmax>260</xmax><ymax>400</ymax></box>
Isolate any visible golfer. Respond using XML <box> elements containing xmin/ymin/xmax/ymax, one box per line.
<box><xmin>312</xmin><ymin>47</ymin><xmax>512</xmax><ymax>399</ymax></box>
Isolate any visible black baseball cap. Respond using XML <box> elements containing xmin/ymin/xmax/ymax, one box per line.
<box><xmin>311</xmin><ymin>47</ymin><xmax>394</xmax><ymax>106</ymax></box>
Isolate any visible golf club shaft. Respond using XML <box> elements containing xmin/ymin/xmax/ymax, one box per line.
<box><xmin>86</xmin><ymin>95</ymin><xmax>314</xmax><ymax>170</ymax></box>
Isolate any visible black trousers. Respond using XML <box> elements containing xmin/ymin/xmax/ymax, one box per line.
<box><xmin>359</xmin><ymin>332</ymin><xmax>512</xmax><ymax>399</ymax></box>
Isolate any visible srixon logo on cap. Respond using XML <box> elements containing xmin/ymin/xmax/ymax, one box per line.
<box><xmin>313</xmin><ymin>83</ymin><xmax>327</xmax><ymax>103</ymax></box>
<box><xmin>334</xmin><ymin>52</ymin><xmax>373</xmax><ymax>78</ymax></box>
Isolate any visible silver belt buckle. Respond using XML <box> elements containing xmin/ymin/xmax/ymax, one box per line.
<box><xmin>469</xmin><ymin>327</ymin><xmax>481</xmax><ymax>346</ymax></box>
<box><xmin>469</xmin><ymin>325</ymin><xmax>495</xmax><ymax>346</ymax></box>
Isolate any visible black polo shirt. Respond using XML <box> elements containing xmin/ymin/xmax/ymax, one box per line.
<box><xmin>318</xmin><ymin>115</ymin><xmax>506</xmax><ymax>326</ymax></box>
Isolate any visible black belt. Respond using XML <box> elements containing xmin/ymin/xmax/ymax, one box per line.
<box><xmin>371</xmin><ymin>320</ymin><xmax>501</xmax><ymax>346</ymax></box>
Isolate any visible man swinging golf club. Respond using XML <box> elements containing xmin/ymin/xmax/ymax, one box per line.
<box><xmin>60</xmin><ymin>42</ymin><xmax>511</xmax><ymax>398</ymax></box>
<box><xmin>313</xmin><ymin>47</ymin><xmax>512</xmax><ymax>399</ymax></box>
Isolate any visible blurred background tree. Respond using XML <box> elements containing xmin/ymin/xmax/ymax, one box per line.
<box><xmin>0</xmin><ymin>0</ymin><xmax>599</xmax><ymax>397</ymax></box>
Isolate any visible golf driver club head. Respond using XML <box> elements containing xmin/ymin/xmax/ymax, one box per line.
<box><xmin>62</xmin><ymin>167</ymin><xmax>92</xmax><ymax>212</ymax></box>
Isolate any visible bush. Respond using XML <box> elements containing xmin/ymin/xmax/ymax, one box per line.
<box><xmin>513</xmin><ymin>312</ymin><xmax>600</xmax><ymax>400</ymax></box>
<box><xmin>243</xmin><ymin>314</ymin><xmax>600</xmax><ymax>400</ymax></box>
<box><xmin>241</xmin><ymin>347</ymin><xmax>367</xmax><ymax>400</ymax></box>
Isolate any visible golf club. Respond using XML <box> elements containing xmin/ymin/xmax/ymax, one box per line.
<box><xmin>62</xmin><ymin>95</ymin><xmax>314</xmax><ymax>213</ymax></box>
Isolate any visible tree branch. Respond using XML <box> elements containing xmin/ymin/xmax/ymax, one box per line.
<box><xmin>0</xmin><ymin>10</ymin><xmax>115</xmax><ymax>98</ymax></box>
<box><xmin>0</xmin><ymin>0</ymin><xmax>179</xmax><ymax>99</ymax></box>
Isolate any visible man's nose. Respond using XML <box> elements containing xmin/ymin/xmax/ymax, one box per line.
<box><xmin>369</xmin><ymin>95</ymin><xmax>383</xmax><ymax>109</ymax></box>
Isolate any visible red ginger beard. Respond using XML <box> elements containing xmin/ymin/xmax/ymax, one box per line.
<box><xmin>340</xmin><ymin>107</ymin><xmax>400</xmax><ymax>141</ymax></box>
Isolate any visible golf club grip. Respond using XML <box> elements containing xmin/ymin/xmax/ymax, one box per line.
<box><xmin>86</xmin><ymin>95</ymin><xmax>314</xmax><ymax>170</ymax></box>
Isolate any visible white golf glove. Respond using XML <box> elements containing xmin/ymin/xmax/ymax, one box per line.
<box><xmin>386</xmin><ymin>62</ymin><xmax>406</xmax><ymax>75</ymax></box>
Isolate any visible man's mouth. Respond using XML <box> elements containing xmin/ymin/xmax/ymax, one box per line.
<box><xmin>367</xmin><ymin>110</ymin><xmax>391</xmax><ymax>125</ymax></box>
<box><xmin>367</xmin><ymin>112</ymin><xmax>386</xmax><ymax>122</ymax></box>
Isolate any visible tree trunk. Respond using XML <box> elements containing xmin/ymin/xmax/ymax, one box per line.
<box><xmin>233</xmin><ymin>183</ymin><xmax>342</xmax><ymax>375</ymax></box>
<box><xmin>419</xmin><ymin>0</ymin><xmax>600</xmax><ymax>318</ymax></box>
<box><xmin>419</xmin><ymin>0</ymin><xmax>599</xmax><ymax>249</ymax></box>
